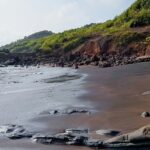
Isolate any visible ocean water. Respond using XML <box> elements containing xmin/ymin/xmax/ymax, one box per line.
<box><xmin>0</xmin><ymin>66</ymin><xmax>89</xmax><ymax>126</ymax></box>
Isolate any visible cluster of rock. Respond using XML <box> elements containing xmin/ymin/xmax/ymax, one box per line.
<box><xmin>1</xmin><ymin>51</ymin><xmax>150</xmax><ymax>68</ymax></box>
<box><xmin>65</xmin><ymin>53</ymin><xmax>150</xmax><ymax>68</ymax></box>
<box><xmin>1</xmin><ymin>124</ymin><xmax>150</xmax><ymax>149</ymax></box>
<box><xmin>32</xmin><ymin>128</ymin><xmax>102</xmax><ymax>147</ymax></box>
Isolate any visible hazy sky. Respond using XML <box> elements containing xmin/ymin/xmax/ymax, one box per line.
<box><xmin>0</xmin><ymin>0</ymin><xmax>135</xmax><ymax>46</ymax></box>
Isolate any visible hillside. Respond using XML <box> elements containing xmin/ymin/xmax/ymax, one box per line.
<box><xmin>1</xmin><ymin>0</ymin><xmax>150</xmax><ymax>66</ymax></box>
<box><xmin>24</xmin><ymin>30</ymin><xmax>53</xmax><ymax>40</ymax></box>
<box><xmin>0</xmin><ymin>30</ymin><xmax>53</xmax><ymax>53</ymax></box>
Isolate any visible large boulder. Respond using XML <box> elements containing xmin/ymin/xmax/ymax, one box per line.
<box><xmin>104</xmin><ymin>125</ymin><xmax>150</xmax><ymax>148</ymax></box>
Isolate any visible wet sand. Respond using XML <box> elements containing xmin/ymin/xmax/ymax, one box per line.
<box><xmin>1</xmin><ymin>62</ymin><xmax>150</xmax><ymax>149</ymax></box>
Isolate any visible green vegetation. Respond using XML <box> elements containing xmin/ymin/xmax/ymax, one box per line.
<box><xmin>1</xmin><ymin>0</ymin><xmax>150</xmax><ymax>54</ymax></box>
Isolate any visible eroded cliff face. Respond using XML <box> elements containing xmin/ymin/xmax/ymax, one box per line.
<box><xmin>62</xmin><ymin>27</ymin><xmax>150</xmax><ymax>67</ymax></box>
<box><xmin>72</xmin><ymin>29</ymin><xmax>150</xmax><ymax>59</ymax></box>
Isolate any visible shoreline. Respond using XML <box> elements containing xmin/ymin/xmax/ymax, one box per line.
<box><xmin>1</xmin><ymin>62</ymin><xmax>150</xmax><ymax>149</ymax></box>
<box><xmin>25</xmin><ymin>62</ymin><xmax>150</xmax><ymax>149</ymax></box>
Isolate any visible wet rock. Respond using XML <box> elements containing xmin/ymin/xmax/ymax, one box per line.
<box><xmin>43</xmin><ymin>74</ymin><xmax>81</xmax><ymax>83</ymax></box>
<box><xmin>64</xmin><ymin>108</ymin><xmax>90</xmax><ymax>115</ymax></box>
<box><xmin>32</xmin><ymin>134</ymin><xmax>53</xmax><ymax>144</ymax></box>
<box><xmin>0</xmin><ymin>125</ymin><xmax>34</xmax><ymax>139</ymax></box>
<box><xmin>141</xmin><ymin>112</ymin><xmax>150</xmax><ymax>118</ymax></box>
<box><xmin>104</xmin><ymin>125</ymin><xmax>150</xmax><ymax>148</ymax></box>
<box><xmin>85</xmin><ymin>139</ymin><xmax>103</xmax><ymax>147</ymax></box>
<box><xmin>41</xmin><ymin>108</ymin><xmax>91</xmax><ymax>116</ymax></box>
<box><xmin>7</xmin><ymin>131</ymin><xmax>34</xmax><ymax>139</ymax></box>
<box><xmin>3</xmin><ymin>59</ymin><xmax>15</xmax><ymax>66</ymax></box>
<box><xmin>65</xmin><ymin>128</ymin><xmax>88</xmax><ymax>134</ymax></box>
<box><xmin>96</xmin><ymin>129</ymin><xmax>120</xmax><ymax>136</ymax></box>
<box><xmin>32</xmin><ymin>128</ymin><xmax>90</xmax><ymax>146</ymax></box>
<box><xmin>31</xmin><ymin>128</ymin><xmax>105</xmax><ymax>147</ymax></box>
<box><xmin>66</xmin><ymin>134</ymin><xmax>89</xmax><ymax>146</ymax></box>
<box><xmin>0</xmin><ymin>125</ymin><xmax>25</xmax><ymax>134</ymax></box>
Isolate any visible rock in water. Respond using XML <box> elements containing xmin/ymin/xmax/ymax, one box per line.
<box><xmin>41</xmin><ymin>107</ymin><xmax>91</xmax><ymax>116</ymax></box>
<box><xmin>0</xmin><ymin>124</ymin><xmax>34</xmax><ymax>139</ymax></box>
<box><xmin>104</xmin><ymin>125</ymin><xmax>150</xmax><ymax>148</ymax></box>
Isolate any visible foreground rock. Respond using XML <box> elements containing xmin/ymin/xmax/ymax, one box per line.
<box><xmin>32</xmin><ymin>128</ymin><xmax>103</xmax><ymax>148</ymax></box>
<box><xmin>2</xmin><ymin>124</ymin><xmax>150</xmax><ymax>149</ymax></box>
<box><xmin>104</xmin><ymin>125</ymin><xmax>150</xmax><ymax>148</ymax></box>
<box><xmin>0</xmin><ymin>125</ymin><xmax>34</xmax><ymax>139</ymax></box>
<box><xmin>40</xmin><ymin>107</ymin><xmax>91</xmax><ymax>116</ymax></box>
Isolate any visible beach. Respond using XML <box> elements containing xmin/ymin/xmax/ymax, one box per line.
<box><xmin>0</xmin><ymin>62</ymin><xmax>150</xmax><ymax>149</ymax></box>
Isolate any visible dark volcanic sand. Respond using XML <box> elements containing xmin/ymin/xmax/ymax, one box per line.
<box><xmin>1</xmin><ymin>62</ymin><xmax>150</xmax><ymax>150</ymax></box>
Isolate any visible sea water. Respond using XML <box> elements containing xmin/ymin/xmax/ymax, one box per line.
<box><xmin>0</xmin><ymin>66</ymin><xmax>89</xmax><ymax>125</ymax></box>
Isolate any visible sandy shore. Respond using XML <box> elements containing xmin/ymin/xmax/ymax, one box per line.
<box><xmin>1</xmin><ymin>62</ymin><xmax>150</xmax><ymax>150</ymax></box>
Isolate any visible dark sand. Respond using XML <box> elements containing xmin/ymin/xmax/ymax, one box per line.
<box><xmin>2</xmin><ymin>62</ymin><xmax>150</xmax><ymax>150</ymax></box>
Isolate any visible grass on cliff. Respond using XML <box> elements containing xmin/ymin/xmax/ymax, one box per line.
<box><xmin>1</xmin><ymin>0</ymin><xmax>150</xmax><ymax>54</ymax></box>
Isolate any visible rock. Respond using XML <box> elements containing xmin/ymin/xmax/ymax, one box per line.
<box><xmin>0</xmin><ymin>125</ymin><xmax>25</xmax><ymax>134</ymax></box>
<box><xmin>32</xmin><ymin>134</ymin><xmax>53</xmax><ymax>144</ymax></box>
<box><xmin>99</xmin><ymin>61</ymin><xmax>111</xmax><ymax>68</ymax></box>
<box><xmin>96</xmin><ymin>129</ymin><xmax>120</xmax><ymax>136</ymax></box>
<box><xmin>64</xmin><ymin>108</ymin><xmax>90</xmax><ymax>115</ymax></box>
<box><xmin>0</xmin><ymin>124</ymin><xmax>34</xmax><ymax>139</ymax></box>
<box><xmin>104</xmin><ymin>125</ymin><xmax>150</xmax><ymax>148</ymax></box>
<box><xmin>141</xmin><ymin>112</ymin><xmax>150</xmax><ymax>118</ymax></box>
<box><xmin>7</xmin><ymin>131</ymin><xmax>33</xmax><ymax>139</ymax></box>
<box><xmin>43</xmin><ymin>75</ymin><xmax>81</xmax><ymax>83</ymax></box>
<box><xmin>32</xmin><ymin>128</ymin><xmax>89</xmax><ymax>146</ymax></box>
<box><xmin>85</xmin><ymin>139</ymin><xmax>103</xmax><ymax>147</ymax></box>
<box><xmin>3</xmin><ymin>59</ymin><xmax>15</xmax><ymax>66</ymax></box>
<box><xmin>41</xmin><ymin>108</ymin><xmax>91</xmax><ymax>116</ymax></box>
<box><xmin>31</xmin><ymin>127</ymin><xmax>104</xmax><ymax>148</ymax></box>
<box><xmin>65</xmin><ymin>128</ymin><xmax>88</xmax><ymax>134</ymax></box>
<box><xmin>0</xmin><ymin>64</ymin><xmax>5</xmax><ymax>67</ymax></box>
<box><xmin>66</xmin><ymin>134</ymin><xmax>88</xmax><ymax>146</ymax></box>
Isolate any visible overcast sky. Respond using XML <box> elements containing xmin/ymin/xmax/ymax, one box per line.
<box><xmin>0</xmin><ymin>0</ymin><xmax>135</xmax><ymax>46</ymax></box>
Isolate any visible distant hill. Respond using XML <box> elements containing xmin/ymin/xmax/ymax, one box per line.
<box><xmin>24</xmin><ymin>30</ymin><xmax>53</xmax><ymax>40</ymax></box>
<box><xmin>0</xmin><ymin>30</ymin><xmax>53</xmax><ymax>53</ymax></box>
<box><xmin>1</xmin><ymin>0</ymin><xmax>150</xmax><ymax>65</ymax></box>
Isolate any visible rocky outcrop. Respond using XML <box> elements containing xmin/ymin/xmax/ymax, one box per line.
<box><xmin>104</xmin><ymin>125</ymin><xmax>150</xmax><ymax>148</ymax></box>
<box><xmin>32</xmin><ymin>128</ymin><xmax>103</xmax><ymax>148</ymax></box>
<box><xmin>2</xmin><ymin>124</ymin><xmax>150</xmax><ymax>149</ymax></box>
